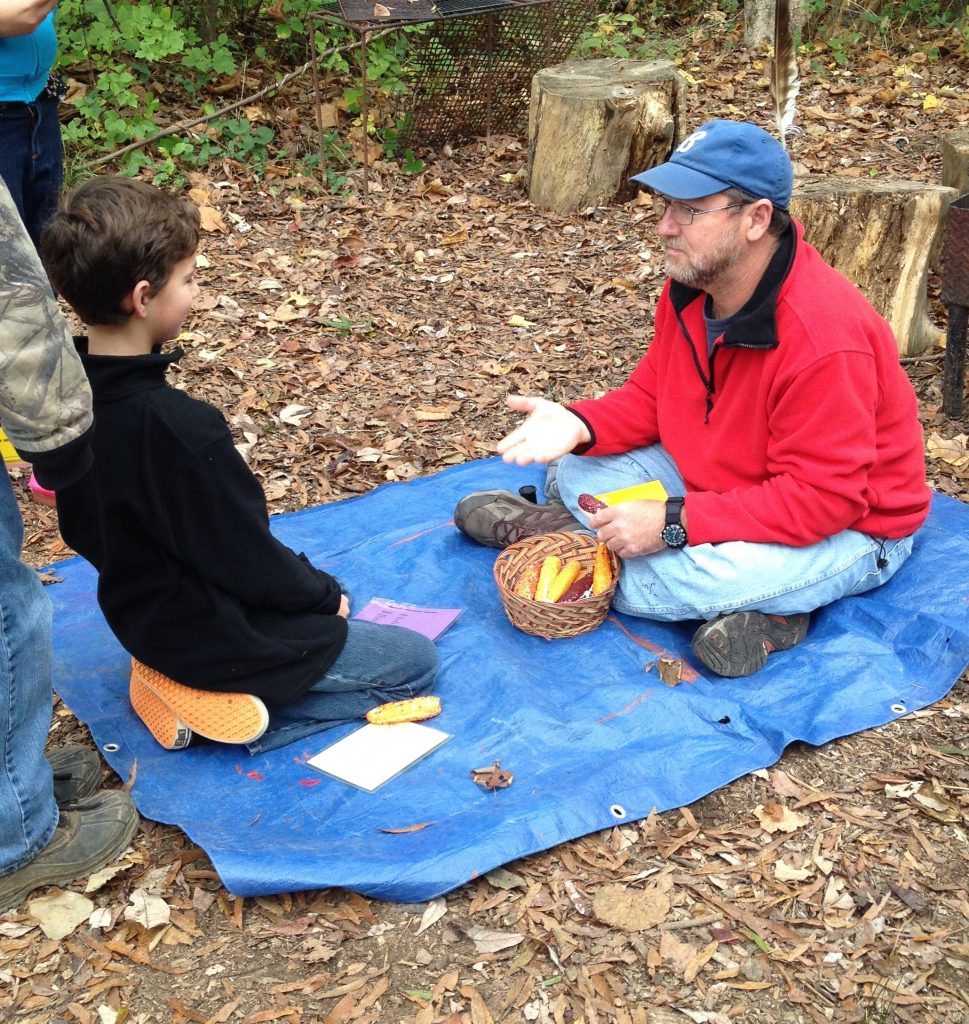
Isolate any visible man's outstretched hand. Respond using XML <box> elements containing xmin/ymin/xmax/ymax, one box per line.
<box><xmin>497</xmin><ymin>395</ymin><xmax>591</xmax><ymax>465</ymax></box>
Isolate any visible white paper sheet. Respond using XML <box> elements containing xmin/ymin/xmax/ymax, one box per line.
<box><xmin>306</xmin><ymin>723</ymin><xmax>451</xmax><ymax>792</ymax></box>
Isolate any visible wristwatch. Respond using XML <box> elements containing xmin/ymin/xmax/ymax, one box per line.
<box><xmin>661</xmin><ymin>497</ymin><xmax>688</xmax><ymax>549</ymax></box>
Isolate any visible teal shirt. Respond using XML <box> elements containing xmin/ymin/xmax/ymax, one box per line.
<box><xmin>0</xmin><ymin>10</ymin><xmax>57</xmax><ymax>102</ymax></box>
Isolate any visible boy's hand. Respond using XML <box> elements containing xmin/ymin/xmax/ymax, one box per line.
<box><xmin>337</xmin><ymin>594</ymin><xmax>350</xmax><ymax>618</ymax></box>
<box><xmin>0</xmin><ymin>1</ymin><xmax>57</xmax><ymax>36</ymax></box>
<box><xmin>497</xmin><ymin>395</ymin><xmax>591</xmax><ymax>465</ymax></box>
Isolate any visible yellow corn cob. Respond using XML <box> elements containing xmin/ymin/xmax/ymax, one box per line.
<box><xmin>513</xmin><ymin>562</ymin><xmax>541</xmax><ymax>600</ymax></box>
<box><xmin>547</xmin><ymin>559</ymin><xmax>582</xmax><ymax>603</ymax></box>
<box><xmin>592</xmin><ymin>542</ymin><xmax>613</xmax><ymax>596</ymax></box>
<box><xmin>534</xmin><ymin>555</ymin><xmax>561</xmax><ymax>602</ymax></box>
<box><xmin>366</xmin><ymin>695</ymin><xmax>441</xmax><ymax>725</ymax></box>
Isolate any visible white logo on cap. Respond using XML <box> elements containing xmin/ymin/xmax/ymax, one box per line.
<box><xmin>676</xmin><ymin>129</ymin><xmax>708</xmax><ymax>154</ymax></box>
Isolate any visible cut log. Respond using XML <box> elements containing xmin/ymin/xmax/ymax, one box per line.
<box><xmin>527</xmin><ymin>59</ymin><xmax>686</xmax><ymax>216</ymax></box>
<box><xmin>942</xmin><ymin>129</ymin><xmax>969</xmax><ymax>197</ymax></box>
<box><xmin>790</xmin><ymin>176</ymin><xmax>957</xmax><ymax>356</ymax></box>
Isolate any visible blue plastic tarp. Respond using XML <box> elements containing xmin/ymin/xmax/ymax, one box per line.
<box><xmin>47</xmin><ymin>459</ymin><xmax>969</xmax><ymax>902</ymax></box>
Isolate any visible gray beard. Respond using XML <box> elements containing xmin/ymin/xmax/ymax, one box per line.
<box><xmin>664</xmin><ymin>234</ymin><xmax>746</xmax><ymax>290</ymax></box>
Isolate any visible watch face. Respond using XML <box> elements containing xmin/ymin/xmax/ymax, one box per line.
<box><xmin>662</xmin><ymin>523</ymin><xmax>687</xmax><ymax>548</ymax></box>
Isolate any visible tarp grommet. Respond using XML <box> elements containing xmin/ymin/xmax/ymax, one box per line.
<box><xmin>609</xmin><ymin>804</ymin><xmax>626</xmax><ymax>819</ymax></box>
<box><xmin>103</xmin><ymin>743</ymin><xmax>120</xmax><ymax>752</ymax></box>
<box><xmin>890</xmin><ymin>703</ymin><xmax>907</xmax><ymax>715</ymax></box>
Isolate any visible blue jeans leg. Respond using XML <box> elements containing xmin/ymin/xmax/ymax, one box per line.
<box><xmin>0</xmin><ymin>98</ymin><xmax>64</xmax><ymax>251</ymax></box>
<box><xmin>0</xmin><ymin>470</ymin><xmax>57</xmax><ymax>877</ymax></box>
<box><xmin>554</xmin><ymin>445</ymin><xmax>916</xmax><ymax>621</ymax></box>
<box><xmin>247</xmin><ymin>620</ymin><xmax>440</xmax><ymax>754</ymax></box>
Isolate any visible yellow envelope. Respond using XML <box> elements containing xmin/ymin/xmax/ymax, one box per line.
<box><xmin>595</xmin><ymin>480</ymin><xmax>668</xmax><ymax>505</ymax></box>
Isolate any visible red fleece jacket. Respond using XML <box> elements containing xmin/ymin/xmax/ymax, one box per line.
<box><xmin>569</xmin><ymin>222</ymin><xmax>930</xmax><ymax>547</ymax></box>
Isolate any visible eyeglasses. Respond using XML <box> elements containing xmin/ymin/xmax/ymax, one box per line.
<box><xmin>654</xmin><ymin>197</ymin><xmax>749</xmax><ymax>226</ymax></box>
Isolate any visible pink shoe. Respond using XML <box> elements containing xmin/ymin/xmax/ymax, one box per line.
<box><xmin>29</xmin><ymin>473</ymin><xmax>56</xmax><ymax>506</ymax></box>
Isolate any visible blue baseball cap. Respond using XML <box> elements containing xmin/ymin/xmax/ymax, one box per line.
<box><xmin>630</xmin><ymin>120</ymin><xmax>793</xmax><ymax>210</ymax></box>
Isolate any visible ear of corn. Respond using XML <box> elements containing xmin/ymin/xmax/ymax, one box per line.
<box><xmin>366</xmin><ymin>695</ymin><xmax>441</xmax><ymax>725</ymax></box>
<box><xmin>592</xmin><ymin>542</ymin><xmax>613</xmax><ymax>596</ymax></box>
<box><xmin>513</xmin><ymin>562</ymin><xmax>540</xmax><ymax>600</ymax></box>
<box><xmin>534</xmin><ymin>555</ymin><xmax>562</xmax><ymax>602</ymax></box>
<box><xmin>559</xmin><ymin>572</ymin><xmax>594</xmax><ymax>603</ymax></box>
<box><xmin>547</xmin><ymin>559</ymin><xmax>582</xmax><ymax>603</ymax></box>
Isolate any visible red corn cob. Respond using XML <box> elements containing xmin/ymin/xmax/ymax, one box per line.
<box><xmin>592</xmin><ymin>543</ymin><xmax>613</xmax><ymax>596</ymax></box>
<box><xmin>559</xmin><ymin>572</ymin><xmax>594</xmax><ymax>603</ymax></box>
<box><xmin>578</xmin><ymin>493</ymin><xmax>607</xmax><ymax>514</ymax></box>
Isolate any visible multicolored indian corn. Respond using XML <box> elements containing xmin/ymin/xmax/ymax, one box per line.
<box><xmin>592</xmin><ymin>542</ymin><xmax>613</xmax><ymax>596</ymax></box>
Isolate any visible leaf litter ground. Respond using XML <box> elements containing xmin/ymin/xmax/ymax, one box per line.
<box><xmin>3</xmin><ymin>26</ymin><xmax>969</xmax><ymax>1024</ymax></box>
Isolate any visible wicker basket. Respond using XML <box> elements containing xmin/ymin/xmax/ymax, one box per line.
<box><xmin>494</xmin><ymin>532</ymin><xmax>621</xmax><ymax>639</ymax></box>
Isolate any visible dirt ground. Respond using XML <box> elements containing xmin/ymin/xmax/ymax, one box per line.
<box><xmin>3</xmin><ymin>19</ymin><xmax>969</xmax><ymax>1024</ymax></box>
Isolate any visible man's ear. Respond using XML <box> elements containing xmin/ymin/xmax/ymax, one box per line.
<box><xmin>746</xmin><ymin>199</ymin><xmax>774</xmax><ymax>241</ymax></box>
<box><xmin>124</xmin><ymin>280</ymin><xmax>153</xmax><ymax>319</ymax></box>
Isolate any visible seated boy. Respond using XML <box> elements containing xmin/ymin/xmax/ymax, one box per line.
<box><xmin>41</xmin><ymin>177</ymin><xmax>438</xmax><ymax>753</ymax></box>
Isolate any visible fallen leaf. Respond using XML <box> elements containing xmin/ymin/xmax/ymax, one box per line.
<box><xmin>593</xmin><ymin>885</ymin><xmax>671</xmax><ymax>931</ymax></box>
<box><xmin>508</xmin><ymin>314</ymin><xmax>536</xmax><ymax>329</ymax></box>
<box><xmin>657</xmin><ymin>657</ymin><xmax>683</xmax><ymax>686</ymax></box>
<box><xmin>415</xmin><ymin>897</ymin><xmax>447</xmax><ymax>935</ymax></box>
<box><xmin>451</xmin><ymin>919</ymin><xmax>524</xmax><ymax>953</ymax></box>
<box><xmin>373</xmin><ymin>3</ymin><xmax>391</xmax><ymax>15</ymax></box>
<box><xmin>28</xmin><ymin>890</ymin><xmax>94</xmax><ymax>940</ymax></box>
<box><xmin>471</xmin><ymin>760</ymin><xmax>514</xmax><ymax>790</ymax></box>
<box><xmin>198</xmin><ymin>205</ymin><xmax>227</xmax><ymax>234</ymax></box>
<box><xmin>754</xmin><ymin>800</ymin><xmax>809</xmax><ymax>834</ymax></box>
<box><xmin>124</xmin><ymin>888</ymin><xmax>171</xmax><ymax>929</ymax></box>
<box><xmin>377</xmin><ymin>822</ymin><xmax>432</xmax><ymax>834</ymax></box>
<box><xmin>486</xmin><ymin>867</ymin><xmax>526</xmax><ymax>890</ymax></box>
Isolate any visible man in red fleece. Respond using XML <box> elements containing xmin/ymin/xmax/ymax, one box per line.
<box><xmin>456</xmin><ymin>120</ymin><xmax>931</xmax><ymax>679</ymax></box>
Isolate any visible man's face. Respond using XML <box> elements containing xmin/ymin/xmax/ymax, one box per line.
<box><xmin>655</xmin><ymin>193</ymin><xmax>748</xmax><ymax>290</ymax></box>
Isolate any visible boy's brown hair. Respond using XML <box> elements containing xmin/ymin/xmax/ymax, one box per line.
<box><xmin>41</xmin><ymin>176</ymin><xmax>201</xmax><ymax>326</ymax></box>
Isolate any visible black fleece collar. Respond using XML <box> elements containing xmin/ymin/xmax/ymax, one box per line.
<box><xmin>74</xmin><ymin>338</ymin><xmax>183</xmax><ymax>400</ymax></box>
<box><xmin>668</xmin><ymin>223</ymin><xmax>796</xmax><ymax>349</ymax></box>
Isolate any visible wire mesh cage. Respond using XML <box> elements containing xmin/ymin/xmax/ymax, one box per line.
<box><xmin>310</xmin><ymin>0</ymin><xmax>597</xmax><ymax>159</ymax></box>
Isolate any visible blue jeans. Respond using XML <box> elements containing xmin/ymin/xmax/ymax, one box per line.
<box><xmin>0</xmin><ymin>97</ymin><xmax>63</xmax><ymax>252</ymax></box>
<box><xmin>553</xmin><ymin>445</ymin><xmax>915</xmax><ymax>621</ymax></box>
<box><xmin>247</xmin><ymin>620</ymin><xmax>439</xmax><ymax>754</ymax></box>
<box><xmin>0</xmin><ymin>469</ymin><xmax>57</xmax><ymax>877</ymax></box>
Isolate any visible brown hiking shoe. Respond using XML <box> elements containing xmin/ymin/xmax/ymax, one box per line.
<box><xmin>130</xmin><ymin>660</ymin><xmax>269</xmax><ymax>745</ymax></box>
<box><xmin>0</xmin><ymin>790</ymin><xmax>139</xmax><ymax>912</ymax></box>
<box><xmin>691</xmin><ymin>612</ymin><xmax>811</xmax><ymax>678</ymax></box>
<box><xmin>454</xmin><ymin>490</ymin><xmax>582</xmax><ymax>549</ymax></box>
<box><xmin>48</xmin><ymin>745</ymin><xmax>102</xmax><ymax>805</ymax></box>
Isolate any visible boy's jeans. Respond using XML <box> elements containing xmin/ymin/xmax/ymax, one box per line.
<box><xmin>552</xmin><ymin>445</ymin><xmax>915</xmax><ymax>622</ymax></box>
<box><xmin>0</xmin><ymin>470</ymin><xmax>58</xmax><ymax>876</ymax></box>
<box><xmin>247</xmin><ymin>620</ymin><xmax>439</xmax><ymax>754</ymax></box>
<box><xmin>0</xmin><ymin>97</ymin><xmax>63</xmax><ymax>251</ymax></box>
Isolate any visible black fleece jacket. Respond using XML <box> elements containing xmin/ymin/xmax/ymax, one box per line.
<box><xmin>55</xmin><ymin>343</ymin><xmax>347</xmax><ymax>705</ymax></box>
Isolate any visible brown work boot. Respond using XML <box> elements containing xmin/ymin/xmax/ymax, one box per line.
<box><xmin>48</xmin><ymin>745</ymin><xmax>102</xmax><ymax>805</ymax></box>
<box><xmin>691</xmin><ymin>612</ymin><xmax>811</xmax><ymax>678</ymax></box>
<box><xmin>0</xmin><ymin>790</ymin><xmax>139</xmax><ymax>912</ymax></box>
<box><xmin>454</xmin><ymin>489</ymin><xmax>582</xmax><ymax>549</ymax></box>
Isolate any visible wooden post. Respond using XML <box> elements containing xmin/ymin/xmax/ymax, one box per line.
<box><xmin>527</xmin><ymin>59</ymin><xmax>686</xmax><ymax>216</ymax></box>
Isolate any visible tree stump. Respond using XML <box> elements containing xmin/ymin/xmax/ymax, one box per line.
<box><xmin>527</xmin><ymin>59</ymin><xmax>686</xmax><ymax>216</ymax></box>
<box><xmin>943</xmin><ymin>130</ymin><xmax>969</xmax><ymax>196</ymax></box>
<box><xmin>790</xmin><ymin>177</ymin><xmax>957</xmax><ymax>356</ymax></box>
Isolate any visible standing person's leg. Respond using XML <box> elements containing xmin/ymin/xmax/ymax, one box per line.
<box><xmin>0</xmin><ymin>471</ymin><xmax>58</xmax><ymax>877</ymax></box>
<box><xmin>0</xmin><ymin>99</ymin><xmax>63</xmax><ymax>250</ymax></box>
<box><xmin>247</xmin><ymin>621</ymin><xmax>440</xmax><ymax>754</ymax></box>
<box><xmin>0</xmin><ymin>472</ymin><xmax>140</xmax><ymax>912</ymax></box>
<box><xmin>23</xmin><ymin>97</ymin><xmax>64</xmax><ymax>249</ymax></box>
